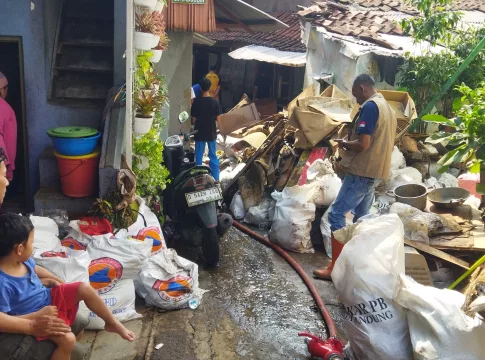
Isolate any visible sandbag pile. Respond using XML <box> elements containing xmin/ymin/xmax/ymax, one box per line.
<box><xmin>30</xmin><ymin>199</ymin><xmax>203</xmax><ymax>332</ymax></box>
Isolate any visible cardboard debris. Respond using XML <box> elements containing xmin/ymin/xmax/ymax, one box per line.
<box><xmin>405</xmin><ymin>246</ymin><xmax>434</xmax><ymax>287</ymax></box>
<box><xmin>218</xmin><ymin>103</ymin><xmax>261</xmax><ymax>135</ymax></box>
<box><xmin>287</xmin><ymin>84</ymin><xmax>315</xmax><ymax>119</ymax></box>
<box><xmin>289</xmin><ymin>107</ymin><xmax>341</xmax><ymax>148</ymax></box>
<box><xmin>320</xmin><ymin>84</ymin><xmax>348</xmax><ymax>99</ymax></box>
<box><xmin>255</xmin><ymin>99</ymin><xmax>277</xmax><ymax>118</ymax></box>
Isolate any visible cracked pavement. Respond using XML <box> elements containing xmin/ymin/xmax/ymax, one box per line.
<box><xmin>81</xmin><ymin>227</ymin><xmax>346</xmax><ymax>360</ymax></box>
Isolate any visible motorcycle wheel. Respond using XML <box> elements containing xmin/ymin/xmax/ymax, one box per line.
<box><xmin>202</xmin><ymin>227</ymin><xmax>220</xmax><ymax>267</ymax></box>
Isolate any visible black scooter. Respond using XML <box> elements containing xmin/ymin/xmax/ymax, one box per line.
<box><xmin>162</xmin><ymin>127</ymin><xmax>232</xmax><ymax>267</ymax></box>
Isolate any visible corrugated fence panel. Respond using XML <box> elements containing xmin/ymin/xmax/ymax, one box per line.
<box><xmin>166</xmin><ymin>0</ymin><xmax>216</xmax><ymax>33</ymax></box>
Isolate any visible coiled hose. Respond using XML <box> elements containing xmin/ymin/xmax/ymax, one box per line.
<box><xmin>232</xmin><ymin>220</ymin><xmax>338</xmax><ymax>338</ymax></box>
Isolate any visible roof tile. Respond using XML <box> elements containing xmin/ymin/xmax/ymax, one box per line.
<box><xmin>204</xmin><ymin>11</ymin><xmax>306</xmax><ymax>52</ymax></box>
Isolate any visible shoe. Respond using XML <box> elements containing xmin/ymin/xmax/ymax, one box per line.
<box><xmin>313</xmin><ymin>233</ymin><xmax>344</xmax><ymax>281</ymax></box>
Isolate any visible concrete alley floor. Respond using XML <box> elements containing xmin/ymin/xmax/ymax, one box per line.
<box><xmin>80</xmin><ymin>227</ymin><xmax>347</xmax><ymax>360</ymax></box>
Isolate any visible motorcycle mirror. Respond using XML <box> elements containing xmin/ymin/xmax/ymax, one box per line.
<box><xmin>179</xmin><ymin>111</ymin><xmax>189</xmax><ymax>123</ymax></box>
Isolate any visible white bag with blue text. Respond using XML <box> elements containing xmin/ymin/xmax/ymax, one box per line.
<box><xmin>331</xmin><ymin>214</ymin><xmax>413</xmax><ymax>360</ymax></box>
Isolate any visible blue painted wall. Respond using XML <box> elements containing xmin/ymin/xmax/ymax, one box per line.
<box><xmin>0</xmin><ymin>0</ymin><xmax>102</xmax><ymax>202</ymax></box>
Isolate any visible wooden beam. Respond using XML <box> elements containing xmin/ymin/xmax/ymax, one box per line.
<box><xmin>404</xmin><ymin>239</ymin><xmax>471</xmax><ymax>270</ymax></box>
<box><xmin>215</xmin><ymin>2</ymin><xmax>255</xmax><ymax>33</ymax></box>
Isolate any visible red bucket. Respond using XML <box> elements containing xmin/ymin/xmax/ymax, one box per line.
<box><xmin>54</xmin><ymin>151</ymin><xmax>100</xmax><ymax>197</ymax></box>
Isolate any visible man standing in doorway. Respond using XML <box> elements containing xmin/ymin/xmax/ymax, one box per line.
<box><xmin>205</xmin><ymin>65</ymin><xmax>221</xmax><ymax>99</ymax></box>
<box><xmin>191</xmin><ymin>78</ymin><xmax>222</xmax><ymax>181</ymax></box>
<box><xmin>313</xmin><ymin>74</ymin><xmax>397</xmax><ymax>280</ymax></box>
<box><xmin>0</xmin><ymin>73</ymin><xmax>17</xmax><ymax>182</ymax></box>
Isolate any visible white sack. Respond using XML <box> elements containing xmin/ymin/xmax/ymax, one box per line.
<box><xmin>80</xmin><ymin>279</ymin><xmax>142</xmax><ymax>330</ymax></box>
<box><xmin>243</xmin><ymin>198</ymin><xmax>275</xmax><ymax>226</ymax></box>
<box><xmin>230</xmin><ymin>192</ymin><xmax>246</xmax><ymax>220</ymax></box>
<box><xmin>34</xmin><ymin>247</ymin><xmax>90</xmax><ymax>283</ymax></box>
<box><xmin>62</xmin><ymin>220</ymin><xmax>92</xmax><ymax>250</ymax></box>
<box><xmin>378</xmin><ymin>167</ymin><xmax>423</xmax><ymax>192</ymax></box>
<box><xmin>394</xmin><ymin>275</ymin><xmax>485</xmax><ymax>360</ymax></box>
<box><xmin>87</xmin><ymin>234</ymin><xmax>152</xmax><ymax>282</ymax></box>
<box><xmin>389</xmin><ymin>203</ymin><xmax>442</xmax><ymax>244</ymax></box>
<box><xmin>30</xmin><ymin>215</ymin><xmax>62</xmax><ymax>252</ymax></box>
<box><xmin>270</xmin><ymin>185</ymin><xmax>316</xmax><ymax>253</ymax></box>
<box><xmin>135</xmin><ymin>249</ymin><xmax>202</xmax><ymax>310</ymax></box>
<box><xmin>439</xmin><ymin>173</ymin><xmax>458</xmax><ymax>188</ymax></box>
<box><xmin>332</xmin><ymin>214</ymin><xmax>413</xmax><ymax>360</ymax></box>
<box><xmin>391</xmin><ymin>146</ymin><xmax>406</xmax><ymax>171</ymax></box>
<box><xmin>305</xmin><ymin>159</ymin><xmax>342</xmax><ymax>207</ymax></box>
<box><xmin>320</xmin><ymin>205</ymin><xmax>352</xmax><ymax>258</ymax></box>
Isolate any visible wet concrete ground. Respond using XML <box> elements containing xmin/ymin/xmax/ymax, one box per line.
<box><xmin>81</xmin><ymin>227</ymin><xmax>346</xmax><ymax>360</ymax></box>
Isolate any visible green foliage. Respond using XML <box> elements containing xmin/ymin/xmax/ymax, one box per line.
<box><xmin>400</xmin><ymin>0</ymin><xmax>462</xmax><ymax>46</ymax></box>
<box><xmin>398</xmin><ymin>27</ymin><xmax>485</xmax><ymax>118</ymax></box>
<box><xmin>133</xmin><ymin>127</ymin><xmax>170</xmax><ymax>202</ymax></box>
<box><xmin>424</xmin><ymin>83</ymin><xmax>485</xmax><ymax>194</ymax></box>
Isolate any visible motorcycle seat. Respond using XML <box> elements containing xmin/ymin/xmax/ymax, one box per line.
<box><xmin>173</xmin><ymin>165</ymin><xmax>211</xmax><ymax>189</ymax></box>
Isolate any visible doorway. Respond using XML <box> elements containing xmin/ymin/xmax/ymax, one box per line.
<box><xmin>0</xmin><ymin>37</ymin><xmax>30</xmax><ymax>212</ymax></box>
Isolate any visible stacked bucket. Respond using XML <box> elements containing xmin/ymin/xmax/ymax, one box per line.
<box><xmin>47</xmin><ymin>127</ymin><xmax>101</xmax><ymax>198</ymax></box>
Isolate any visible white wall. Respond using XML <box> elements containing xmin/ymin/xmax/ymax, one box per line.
<box><xmin>303</xmin><ymin>26</ymin><xmax>401</xmax><ymax>99</ymax></box>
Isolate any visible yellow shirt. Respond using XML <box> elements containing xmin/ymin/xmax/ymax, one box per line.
<box><xmin>205</xmin><ymin>72</ymin><xmax>220</xmax><ymax>96</ymax></box>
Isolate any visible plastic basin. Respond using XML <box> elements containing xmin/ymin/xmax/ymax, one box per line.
<box><xmin>50</xmin><ymin>133</ymin><xmax>101</xmax><ymax>156</ymax></box>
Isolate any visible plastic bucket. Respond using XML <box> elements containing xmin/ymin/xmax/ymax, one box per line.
<box><xmin>54</xmin><ymin>151</ymin><xmax>100</xmax><ymax>198</ymax></box>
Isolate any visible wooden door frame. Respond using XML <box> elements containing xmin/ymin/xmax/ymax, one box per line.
<box><xmin>0</xmin><ymin>36</ymin><xmax>31</xmax><ymax>211</ymax></box>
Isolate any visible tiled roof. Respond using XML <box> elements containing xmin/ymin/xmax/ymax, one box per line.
<box><xmin>299</xmin><ymin>0</ymin><xmax>485</xmax><ymax>49</ymax></box>
<box><xmin>451</xmin><ymin>0</ymin><xmax>485</xmax><ymax>12</ymax></box>
<box><xmin>299</xmin><ymin>2</ymin><xmax>404</xmax><ymax>48</ymax></box>
<box><xmin>204</xmin><ymin>11</ymin><xmax>306</xmax><ymax>52</ymax></box>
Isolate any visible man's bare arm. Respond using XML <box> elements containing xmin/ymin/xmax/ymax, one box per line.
<box><xmin>34</xmin><ymin>265</ymin><xmax>64</xmax><ymax>284</ymax></box>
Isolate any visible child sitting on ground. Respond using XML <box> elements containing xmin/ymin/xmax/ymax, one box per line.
<box><xmin>0</xmin><ymin>213</ymin><xmax>136</xmax><ymax>360</ymax></box>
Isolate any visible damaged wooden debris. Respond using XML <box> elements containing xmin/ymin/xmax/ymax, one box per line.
<box><xmin>217</xmin><ymin>83</ymin><xmax>485</xmax><ymax>293</ymax></box>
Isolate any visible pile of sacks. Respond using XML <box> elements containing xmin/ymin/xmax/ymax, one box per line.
<box><xmin>32</xmin><ymin>197</ymin><xmax>204</xmax><ymax>330</ymax></box>
<box><xmin>332</xmin><ymin>215</ymin><xmax>485</xmax><ymax>360</ymax></box>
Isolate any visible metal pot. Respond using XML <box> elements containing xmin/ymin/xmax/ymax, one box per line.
<box><xmin>428</xmin><ymin>187</ymin><xmax>471</xmax><ymax>209</ymax></box>
<box><xmin>387</xmin><ymin>183</ymin><xmax>428</xmax><ymax>211</ymax></box>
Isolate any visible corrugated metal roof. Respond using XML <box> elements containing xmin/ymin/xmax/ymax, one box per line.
<box><xmin>214</xmin><ymin>0</ymin><xmax>288</xmax><ymax>32</ymax></box>
<box><xmin>166</xmin><ymin>0</ymin><xmax>217</xmax><ymax>33</ymax></box>
<box><xmin>205</xmin><ymin>11</ymin><xmax>306</xmax><ymax>52</ymax></box>
<box><xmin>228</xmin><ymin>45</ymin><xmax>306</xmax><ymax>67</ymax></box>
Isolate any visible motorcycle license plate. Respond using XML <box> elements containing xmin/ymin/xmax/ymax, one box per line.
<box><xmin>185</xmin><ymin>187</ymin><xmax>222</xmax><ymax>207</ymax></box>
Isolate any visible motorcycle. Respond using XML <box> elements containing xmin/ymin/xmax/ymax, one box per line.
<box><xmin>162</xmin><ymin>112</ymin><xmax>232</xmax><ymax>267</ymax></box>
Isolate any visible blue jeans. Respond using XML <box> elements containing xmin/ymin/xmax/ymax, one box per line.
<box><xmin>328</xmin><ymin>174</ymin><xmax>376</xmax><ymax>232</ymax></box>
<box><xmin>195</xmin><ymin>140</ymin><xmax>220</xmax><ymax>181</ymax></box>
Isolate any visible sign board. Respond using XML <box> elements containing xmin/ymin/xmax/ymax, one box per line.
<box><xmin>172</xmin><ymin>0</ymin><xmax>206</xmax><ymax>4</ymax></box>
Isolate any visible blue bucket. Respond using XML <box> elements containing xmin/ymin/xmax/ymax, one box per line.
<box><xmin>49</xmin><ymin>133</ymin><xmax>101</xmax><ymax>156</ymax></box>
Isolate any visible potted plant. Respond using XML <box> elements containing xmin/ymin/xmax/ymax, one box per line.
<box><xmin>134</xmin><ymin>11</ymin><xmax>161</xmax><ymax>50</ymax></box>
<box><xmin>155</xmin><ymin>0</ymin><xmax>166</xmax><ymax>12</ymax></box>
<box><xmin>150</xmin><ymin>33</ymin><xmax>169</xmax><ymax>63</ymax></box>
<box><xmin>134</xmin><ymin>0</ymin><xmax>157</xmax><ymax>10</ymax></box>
<box><xmin>134</xmin><ymin>91</ymin><xmax>161</xmax><ymax>134</ymax></box>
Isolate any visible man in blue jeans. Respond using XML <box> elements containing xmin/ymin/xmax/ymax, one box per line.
<box><xmin>314</xmin><ymin>74</ymin><xmax>397</xmax><ymax>280</ymax></box>
<box><xmin>191</xmin><ymin>78</ymin><xmax>222</xmax><ymax>180</ymax></box>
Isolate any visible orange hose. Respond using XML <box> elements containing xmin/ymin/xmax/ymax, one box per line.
<box><xmin>232</xmin><ymin>220</ymin><xmax>338</xmax><ymax>338</ymax></box>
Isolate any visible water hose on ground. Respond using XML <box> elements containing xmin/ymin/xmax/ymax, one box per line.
<box><xmin>232</xmin><ymin>220</ymin><xmax>338</xmax><ymax>338</ymax></box>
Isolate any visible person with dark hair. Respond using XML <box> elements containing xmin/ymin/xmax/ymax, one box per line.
<box><xmin>313</xmin><ymin>73</ymin><xmax>397</xmax><ymax>281</ymax></box>
<box><xmin>0</xmin><ymin>214</ymin><xmax>136</xmax><ymax>360</ymax></box>
<box><xmin>0</xmin><ymin>72</ymin><xmax>17</xmax><ymax>181</ymax></box>
<box><xmin>205</xmin><ymin>65</ymin><xmax>221</xmax><ymax>99</ymax></box>
<box><xmin>191</xmin><ymin>78</ymin><xmax>222</xmax><ymax>181</ymax></box>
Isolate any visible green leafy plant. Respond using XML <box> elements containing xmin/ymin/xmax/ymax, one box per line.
<box><xmin>133</xmin><ymin>127</ymin><xmax>170</xmax><ymax>202</ymax></box>
<box><xmin>424</xmin><ymin>82</ymin><xmax>485</xmax><ymax>194</ymax></box>
<box><xmin>90</xmin><ymin>192</ymin><xmax>136</xmax><ymax>231</ymax></box>
<box><xmin>400</xmin><ymin>0</ymin><xmax>462</xmax><ymax>46</ymax></box>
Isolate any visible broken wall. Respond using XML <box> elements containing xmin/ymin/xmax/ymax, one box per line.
<box><xmin>303</xmin><ymin>25</ymin><xmax>403</xmax><ymax>99</ymax></box>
